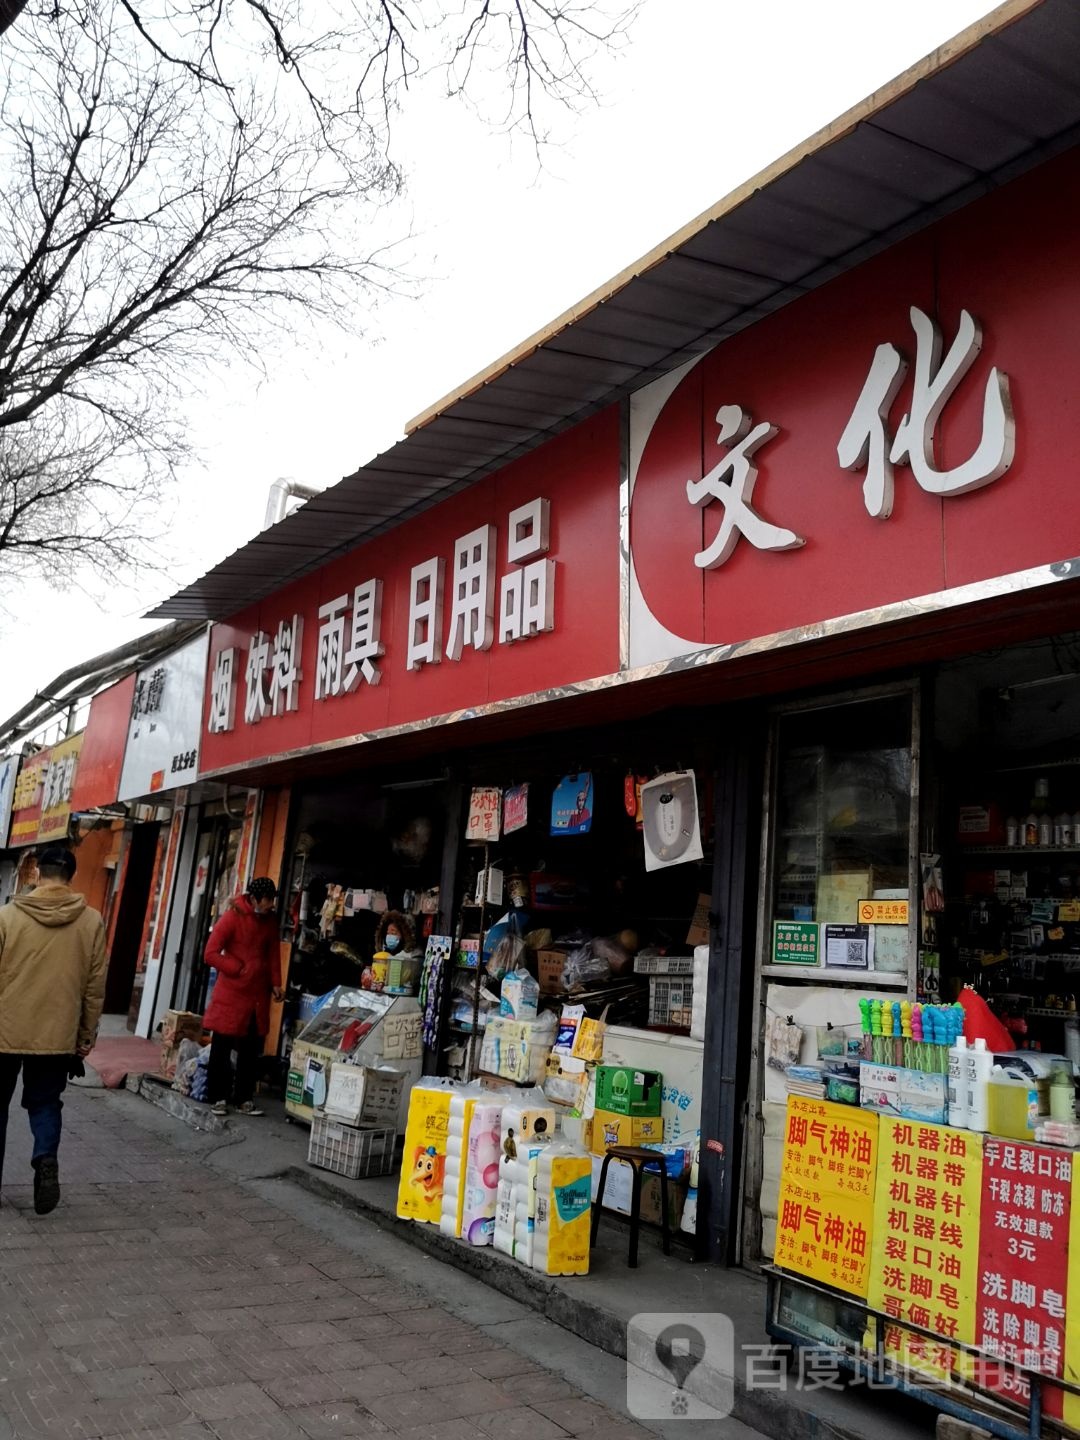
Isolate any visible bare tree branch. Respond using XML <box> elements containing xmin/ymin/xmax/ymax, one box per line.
<box><xmin>0</xmin><ymin>0</ymin><xmax>634</xmax><ymax>589</ymax></box>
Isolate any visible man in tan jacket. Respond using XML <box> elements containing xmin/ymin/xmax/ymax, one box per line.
<box><xmin>0</xmin><ymin>845</ymin><xmax>107</xmax><ymax>1214</ymax></box>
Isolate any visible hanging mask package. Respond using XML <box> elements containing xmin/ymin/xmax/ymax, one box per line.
<box><xmin>766</xmin><ymin>1013</ymin><xmax>805</xmax><ymax>1072</ymax></box>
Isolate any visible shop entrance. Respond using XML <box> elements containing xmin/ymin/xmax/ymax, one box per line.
<box><xmin>103</xmin><ymin>821</ymin><xmax>161</xmax><ymax>1016</ymax></box>
<box><xmin>170</xmin><ymin>806</ymin><xmax>242</xmax><ymax>1016</ymax></box>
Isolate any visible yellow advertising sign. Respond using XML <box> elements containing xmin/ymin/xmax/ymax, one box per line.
<box><xmin>858</xmin><ymin>899</ymin><xmax>910</xmax><ymax>925</ymax></box>
<box><xmin>1064</xmin><ymin>1167</ymin><xmax>1080</xmax><ymax>1433</ymax></box>
<box><xmin>37</xmin><ymin>733</ymin><xmax>83</xmax><ymax>844</ymax></box>
<box><xmin>775</xmin><ymin>1097</ymin><xmax>878</xmax><ymax>1297</ymax></box>
<box><xmin>867</xmin><ymin>1120</ymin><xmax>983</xmax><ymax>1379</ymax></box>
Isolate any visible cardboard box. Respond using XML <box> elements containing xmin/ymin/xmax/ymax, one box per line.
<box><xmin>639</xmin><ymin>1173</ymin><xmax>688</xmax><ymax>1228</ymax></box>
<box><xmin>594</xmin><ymin>1065</ymin><xmax>662</xmax><ymax>1117</ymax></box>
<box><xmin>323</xmin><ymin>1065</ymin><xmax>405</xmax><ymax>1128</ymax></box>
<box><xmin>591</xmin><ymin>1108</ymin><xmax>664</xmax><ymax>1155</ymax></box>
<box><xmin>161</xmin><ymin>1009</ymin><xmax>203</xmax><ymax>1046</ymax></box>
<box><xmin>859</xmin><ymin>1062</ymin><xmax>901</xmax><ymax>1116</ymax></box>
<box><xmin>859</xmin><ymin>1062</ymin><xmax>948</xmax><ymax>1124</ymax></box>
<box><xmin>537</xmin><ymin>948</ymin><xmax>569</xmax><ymax>994</ymax></box>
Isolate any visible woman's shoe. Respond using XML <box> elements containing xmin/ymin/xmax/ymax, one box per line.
<box><xmin>237</xmin><ymin>1101</ymin><xmax>264</xmax><ymax>1116</ymax></box>
<box><xmin>210</xmin><ymin>1101</ymin><xmax>228</xmax><ymax>1116</ymax></box>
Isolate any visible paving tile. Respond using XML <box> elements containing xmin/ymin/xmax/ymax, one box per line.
<box><xmin>288</xmin><ymin>1404</ymin><xmax>388</xmax><ymax>1439</ymax></box>
<box><xmin>530</xmin><ymin>1399</ymin><xmax>616</xmax><ymax>1434</ymax></box>
<box><xmin>391</xmin><ymin>1422</ymin><xmax>498</xmax><ymax>1440</ymax></box>
<box><xmin>365</xmin><ymin>1379</ymin><xmax>515</xmax><ymax>1428</ymax></box>
<box><xmin>471</xmin><ymin>1408</ymin><xmax>570</xmax><ymax>1440</ymax></box>
<box><xmin>271</xmin><ymin>1322</ymin><xmax>344</xmax><ymax>1349</ymax></box>
<box><xmin>180</xmin><ymin>1382</ymin><xmax>284</xmax><ymax>1422</ymax></box>
<box><xmin>206</xmin><ymin>1417</ymin><xmax>309</xmax><ymax>1440</ymax></box>
<box><xmin>139</xmin><ymin>1337</ymin><xmax>218</xmax><ymax>1366</ymax></box>
<box><xmin>263</xmin><ymin>1372</ymin><xmax>361</xmax><ymax>1409</ymax></box>
<box><xmin>0</xmin><ymin>1091</ymin><xmax>641</xmax><ymax>1440</ymax></box>
<box><xmin>502</xmin><ymin>1374</ymin><xmax>581</xmax><ymax>1404</ymax></box>
<box><xmin>82</xmin><ymin>1367</ymin><xmax>176</xmax><ymax>1400</ymax></box>
<box><xmin>463</xmin><ymin>1351</ymin><xmax>543</xmax><ymax>1380</ymax></box>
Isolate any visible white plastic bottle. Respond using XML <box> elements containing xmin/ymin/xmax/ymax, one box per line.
<box><xmin>948</xmin><ymin>1035</ymin><xmax>970</xmax><ymax>1129</ymax></box>
<box><xmin>966</xmin><ymin>1037</ymin><xmax>994</xmax><ymax>1132</ymax></box>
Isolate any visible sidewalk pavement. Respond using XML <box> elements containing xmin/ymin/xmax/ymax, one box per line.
<box><xmin>0</xmin><ymin>1086</ymin><xmax>766</xmax><ymax>1440</ymax></box>
<box><xmin>124</xmin><ymin>1080</ymin><xmax>939</xmax><ymax>1440</ymax></box>
<box><xmin>80</xmin><ymin>1034</ymin><xmax>164</xmax><ymax>1090</ymax></box>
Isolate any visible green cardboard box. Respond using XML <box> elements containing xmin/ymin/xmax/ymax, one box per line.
<box><xmin>594</xmin><ymin>1065</ymin><xmax>662</xmax><ymax>1117</ymax></box>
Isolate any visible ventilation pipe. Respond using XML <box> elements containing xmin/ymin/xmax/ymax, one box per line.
<box><xmin>263</xmin><ymin>477</ymin><xmax>322</xmax><ymax>529</ymax></box>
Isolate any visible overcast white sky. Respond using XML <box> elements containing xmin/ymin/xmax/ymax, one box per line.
<box><xmin>0</xmin><ymin>0</ymin><xmax>1000</xmax><ymax>725</ymax></box>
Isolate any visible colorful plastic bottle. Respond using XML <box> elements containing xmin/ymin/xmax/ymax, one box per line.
<box><xmin>965</xmin><ymin>1037</ymin><xmax>993</xmax><ymax>1132</ymax></box>
<box><xmin>948</xmin><ymin>1035</ymin><xmax>969</xmax><ymax>1128</ymax></box>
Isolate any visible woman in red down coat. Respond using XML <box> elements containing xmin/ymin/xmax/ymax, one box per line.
<box><xmin>203</xmin><ymin>877</ymin><xmax>283</xmax><ymax>1117</ymax></box>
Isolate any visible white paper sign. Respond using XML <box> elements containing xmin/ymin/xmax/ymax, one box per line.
<box><xmin>119</xmin><ymin>632</ymin><xmax>210</xmax><ymax>801</ymax></box>
<box><xmin>467</xmin><ymin>786</ymin><xmax>502</xmax><ymax>842</ymax></box>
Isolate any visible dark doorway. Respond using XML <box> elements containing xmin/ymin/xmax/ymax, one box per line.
<box><xmin>104</xmin><ymin>823</ymin><xmax>161</xmax><ymax>1015</ymax></box>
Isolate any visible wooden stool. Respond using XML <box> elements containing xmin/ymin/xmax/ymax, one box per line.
<box><xmin>590</xmin><ymin>1144</ymin><xmax>672</xmax><ymax>1268</ymax></box>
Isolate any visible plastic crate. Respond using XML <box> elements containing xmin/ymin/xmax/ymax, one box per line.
<box><xmin>633</xmin><ymin>953</ymin><xmax>695</xmax><ymax>976</ymax></box>
<box><xmin>648</xmin><ymin>976</ymin><xmax>695</xmax><ymax>1029</ymax></box>
<box><xmin>307</xmin><ymin>1115</ymin><xmax>395</xmax><ymax>1179</ymax></box>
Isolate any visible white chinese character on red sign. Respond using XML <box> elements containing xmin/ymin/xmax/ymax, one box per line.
<box><xmin>446</xmin><ymin>525</ymin><xmax>496</xmax><ymax>660</ymax></box>
<box><xmin>838</xmin><ymin>307</ymin><xmax>1014</xmax><ymax>518</ymax></box>
<box><xmin>269</xmin><ymin>615</ymin><xmax>303</xmax><ymax>715</ymax></box>
<box><xmin>686</xmin><ymin>405</ymin><xmax>804</xmax><ymax>568</ymax></box>
<box><xmin>244</xmin><ymin>631</ymin><xmax>272</xmax><ymax>724</ymax></box>
<box><xmin>406</xmin><ymin>558</ymin><xmax>444</xmax><ymax>671</ymax></box>
<box><xmin>499</xmin><ymin>498</ymin><xmax>554</xmax><ymax>644</ymax></box>
<box><xmin>316</xmin><ymin>582</ymin><xmax>383</xmax><ymax>699</ymax></box>
<box><xmin>208</xmin><ymin>648</ymin><xmax>237</xmax><ymax>734</ymax></box>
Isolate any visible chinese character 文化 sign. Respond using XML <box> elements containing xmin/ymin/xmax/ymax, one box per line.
<box><xmin>683</xmin><ymin>305</ymin><xmax>1013</xmax><ymax>574</ymax></box>
<box><xmin>775</xmin><ymin>1098</ymin><xmax>878</xmax><ymax>1297</ymax></box>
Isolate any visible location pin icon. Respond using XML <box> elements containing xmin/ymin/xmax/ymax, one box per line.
<box><xmin>654</xmin><ymin>1323</ymin><xmax>705</xmax><ymax>1390</ymax></box>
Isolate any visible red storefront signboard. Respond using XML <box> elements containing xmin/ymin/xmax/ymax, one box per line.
<box><xmin>199</xmin><ymin>412</ymin><xmax>620</xmax><ymax>776</ymax></box>
<box><xmin>628</xmin><ymin>149</ymin><xmax>1080</xmax><ymax>668</ymax></box>
<box><xmin>8</xmin><ymin>750</ymin><xmax>49</xmax><ymax>847</ymax></box>
<box><xmin>974</xmin><ymin>1139</ymin><xmax>1072</xmax><ymax>1415</ymax></box>
<box><xmin>70</xmin><ymin>674</ymin><xmax>135</xmax><ymax>811</ymax></box>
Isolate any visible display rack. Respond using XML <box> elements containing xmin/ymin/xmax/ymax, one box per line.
<box><xmin>445</xmin><ymin>843</ymin><xmax>494</xmax><ymax>1081</ymax></box>
<box><xmin>763</xmin><ymin>1264</ymin><xmax>1078</xmax><ymax>1440</ymax></box>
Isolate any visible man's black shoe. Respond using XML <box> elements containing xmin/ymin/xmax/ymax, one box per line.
<box><xmin>33</xmin><ymin>1157</ymin><xmax>60</xmax><ymax>1215</ymax></box>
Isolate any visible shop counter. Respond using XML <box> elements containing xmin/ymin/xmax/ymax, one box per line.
<box><xmin>767</xmin><ymin>1098</ymin><xmax>1080</xmax><ymax>1438</ymax></box>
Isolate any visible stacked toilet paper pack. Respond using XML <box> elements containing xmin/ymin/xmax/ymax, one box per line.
<box><xmin>493</xmin><ymin>1093</ymin><xmax>556</xmax><ymax>1265</ymax></box>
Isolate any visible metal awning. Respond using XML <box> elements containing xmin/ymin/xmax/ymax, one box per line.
<box><xmin>149</xmin><ymin>0</ymin><xmax>1076</xmax><ymax>621</ymax></box>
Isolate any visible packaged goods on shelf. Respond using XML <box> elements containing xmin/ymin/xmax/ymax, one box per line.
<box><xmin>480</xmin><ymin>1012</ymin><xmax>557</xmax><ymax>1083</ymax></box>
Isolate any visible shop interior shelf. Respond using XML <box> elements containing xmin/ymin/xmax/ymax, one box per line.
<box><xmin>961</xmin><ymin>844</ymin><xmax>1080</xmax><ymax>855</ymax></box>
<box><xmin>759</xmin><ymin>965</ymin><xmax>909</xmax><ymax>988</ymax></box>
<box><xmin>1022</xmin><ymin>1006</ymin><xmax>1080</xmax><ymax>1019</ymax></box>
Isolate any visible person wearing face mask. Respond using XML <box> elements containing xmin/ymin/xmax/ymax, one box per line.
<box><xmin>375</xmin><ymin>910</ymin><xmax>414</xmax><ymax>957</ymax></box>
<box><xmin>203</xmin><ymin>877</ymin><xmax>283</xmax><ymax>1117</ymax></box>
<box><xmin>365</xmin><ymin>910</ymin><xmax>415</xmax><ymax>991</ymax></box>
